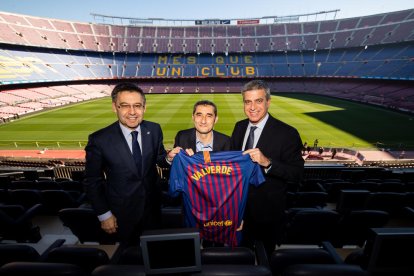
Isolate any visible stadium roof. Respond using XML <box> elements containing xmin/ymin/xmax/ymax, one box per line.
<box><xmin>90</xmin><ymin>10</ymin><xmax>341</xmax><ymax>26</ymax></box>
<box><xmin>0</xmin><ymin>0</ymin><xmax>413</xmax><ymax>24</ymax></box>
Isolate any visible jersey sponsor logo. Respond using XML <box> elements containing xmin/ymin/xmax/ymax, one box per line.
<box><xmin>203</xmin><ymin>220</ymin><xmax>233</xmax><ymax>227</ymax></box>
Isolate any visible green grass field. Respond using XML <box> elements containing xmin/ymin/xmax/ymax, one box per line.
<box><xmin>1</xmin><ymin>93</ymin><xmax>414</xmax><ymax>150</ymax></box>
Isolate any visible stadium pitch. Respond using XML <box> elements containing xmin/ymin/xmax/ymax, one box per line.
<box><xmin>0</xmin><ymin>93</ymin><xmax>413</xmax><ymax>150</ymax></box>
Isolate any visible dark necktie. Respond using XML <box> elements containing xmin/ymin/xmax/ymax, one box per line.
<box><xmin>131</xmin><ymin>131</ymin><xmax>142</xmax><ymax>175</ymax></box>
<box><xmin>244</xmin><ymin>126</ymin><xmax>257</xmax><ymax>150</ymax></box>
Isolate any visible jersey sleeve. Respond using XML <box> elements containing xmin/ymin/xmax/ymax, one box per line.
<box><xmin>249</xmin><ymin>162</ymin><xmax>266</xmax><ymax>187</ymax></box>
<box><xmin>168</xmin><ymin>150</ymin><xmax>186</xmax><ymax>197</ymax></box>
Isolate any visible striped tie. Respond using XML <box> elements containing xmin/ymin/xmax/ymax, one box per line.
<box><xmin>244</xmin><ymin>126</ymin><xmax>257</xmax><ymax>150</ymax></box>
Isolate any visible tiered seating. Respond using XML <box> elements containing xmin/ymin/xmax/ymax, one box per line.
<box><xmin>61</xmin><ymin>33</ymin><xmax>82</xmax><ymax>50</ymax></box>
<box><xmin>50</xmin><ymin>20</ymin><xmax>74</xmax><ymax>33</ymax></box>
<box><xmin>0</xmin><ymin>105</ymin><xmax>32</xmax><ymax>115</ymax></box>
<box><xmin>242</xmin><ymin>37</ymin><xmax>256</xmax><ymax>52</ymax></box>
<box><xmin>0</xmin><ymin>93</ymin><xmax>26</xmax><ymax>105</ymax></box>
<box><xmin>16</xmin><ymin>102</ymin><xmax>44</xmax><ymax>110</ymax></box>
<box><xmin>184</xmin><ymin>38</ymin><xmax>198</xmax><ymax>53</ymax></box>
<box><xmin>125</xmin><ymin>26</ymin><xmax>141</xmax><ymax>52</ymax></box>
<box><xmin>12</xmin><ymin>25</ymin><xmax>51</xmax><ymax>48</ymax></box>
<box><xmin>213</xmin><ymin>26</ymin><xmax>226</xmax><ymax>37</ymax></box>
<box><xmin>7</xmin><ymin>89</ymin><xmax>47</xmax><ymax>101</ymax></box>
<box><xmin>227</xmin><ymin>38</ymin><xmax>241</xmax><ymax>52</ymax></box>
<box><xmin>199</xmin><ymin>27</ymin><xmax>212</xmax><ymax>38</ymax></box>
<box><xmin>0</xmin><ymin>84</ymin><xmax>112</xmax><ymax>119</ymax></box>
<box><xmin>0</xmin><ymin>9</ymin><xmax>413</xmax><ymax>54</ymax></box>
<box><xmin>78</xmin><ymin>33</ymin><xmax>99</xmax><ymax>50</ymax></box>
<box><xmin>0</xmin><ymin>22</ymin><xmax>28</xmax><ymax>44</ymax></box>
<box><xmin>199</xmin><ymin>39</ymin><xmax>212</xmax><ymax>53</ymax></box>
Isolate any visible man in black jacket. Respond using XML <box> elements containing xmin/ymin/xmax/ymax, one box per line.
<box><xmin>84</xmin><ymin>83</ymin><xmax>180</xmax><ymax>246</ymax></box>
<box><xmin>230</xmin><ymin>80</ymin><xmax>304</xmax><ymax>256</ymax></box>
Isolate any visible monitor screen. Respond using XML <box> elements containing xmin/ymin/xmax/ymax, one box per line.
<box><xmin>366</xmin><ymin>227</ymin><xmax>414</xmax><ymax>274</ymax></box>
<box><xmin>140</xmin><ymin>228</ymin><xmax>201</xmax><ymax>275</ymax></box>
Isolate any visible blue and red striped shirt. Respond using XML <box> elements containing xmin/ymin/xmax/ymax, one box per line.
<box><xmin>169</xmin><ymin>150</ymin><xmax>265</xmax><ymax>246</ymax></box>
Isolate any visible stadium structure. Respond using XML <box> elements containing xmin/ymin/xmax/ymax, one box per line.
<box><xmin>1</xmin><ymin>9</ymin><xmax>414</xmax><ymax>276</ymax></box>
<box><xmin>0</xmin><ymin>9</ymin><xmax>413</xmax><ymax>107</ymax></box>
<box><xmin>0</xmin><ymin>9</ymin><xmax>414</xmax><ymax>169</ymax></box>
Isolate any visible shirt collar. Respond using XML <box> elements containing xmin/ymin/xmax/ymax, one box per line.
<box><xmin>196</xmin><ymin>132</ymin><xmax>213</xmax><ymax>152</ymax></box>
<box><xmin>248</xmin><ymin>113</ymin><xmax>269</xmax><ymax>130</ymax></box>
<box><xmin>119</xmin><ymin>122</ymin><xmax>141</xmax><ymax>137</ymax></box>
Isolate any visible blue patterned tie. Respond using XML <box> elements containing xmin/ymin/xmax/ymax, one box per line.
<box><xmin>131</xmin><ymin>131</ymin><xmax>142</xmax><ymax>175</ymax></box>
<box><xmin>244</xmin><ymin>126</ymin><xmax>257</xmax><ymax>150</ymax></box>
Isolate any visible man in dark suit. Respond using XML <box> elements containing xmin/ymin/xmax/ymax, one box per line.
<box><xmin>174</xmin><ymin>100</ymin><xmax>230</xmax><ymax>154</ymax></box>
<box><xmin>230</xmin><ymin>80</ymin><xmax>304</xmax><ymax>256</ymax></box>
<box><xmin>173</xmin><ymin>100</ymin><xmax>230</xmax><ymax>248</ymax></box>
<box><xmin>84</xmin><ymin>83</ymin><xmax>180</xmax><ymax>247</ymax></box>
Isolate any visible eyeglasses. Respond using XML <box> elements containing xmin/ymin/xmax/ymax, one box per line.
<box><xmin>117</xmin><ymin>104</ymin><xmax>145</xmax><ymax>111</ymax></box>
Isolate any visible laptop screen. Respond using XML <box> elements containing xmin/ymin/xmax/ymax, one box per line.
<box><xmin>140</xmin><ymin>228</ymin><xmax>202</xmax><ymax>275</ymax></box>
<box><xmin>367</xmin><ymin>227</ymin><xmax>414</xmax><ymax>274</ymax></box>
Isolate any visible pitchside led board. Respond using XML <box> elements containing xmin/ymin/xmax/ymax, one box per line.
<box><xmin>140</xmin><ymin>228</ymin><xmax>202</xmax><ymax>275</ymax></box>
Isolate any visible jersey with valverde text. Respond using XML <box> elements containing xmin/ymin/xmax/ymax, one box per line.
<box><xmin>169</xmin><ymin>150</ymin><xmax>265</xmax><ymax>246</ymax></box>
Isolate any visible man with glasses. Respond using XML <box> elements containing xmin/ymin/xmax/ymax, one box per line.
<box><xmin>84</xmin><ymin>83</ymin><xmax>180</xmax><ymax>247</ymax></box>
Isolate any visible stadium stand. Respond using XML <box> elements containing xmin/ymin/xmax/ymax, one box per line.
<box><xmin>0</xmin><ymin>7</ymin><xmax>414</xmax><ymax>275</ymax></box>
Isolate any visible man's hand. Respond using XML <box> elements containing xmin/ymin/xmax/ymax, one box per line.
<box><xmin>101</xmin><ymin>215</ymin><xmax>117</xmax><ymax>234</ymax></box>
<box><xmin>167</xmin><ymin>146</ymin><xmax>182</xmax><ymax>161</ymax></box>
<box><xmin>243</xmin><ymin>148</ymin><xmax>271</xmax><ymax>167</ymax></box>
<box><xmin>236</xmin><ymin>220</ymin><xmax>244</xmax><ymax>231</ymax></box>
<box><xmin>185</xmin><ymin>148</ymin><xmax>195</xmax><ymax>156</ymax></box>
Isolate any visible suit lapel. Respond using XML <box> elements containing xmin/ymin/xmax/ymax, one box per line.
<box><xmin>140</xmin><ymin>122</ymin><xmax>152</xmax><ymax>175</ymax></box>
<box><xmin>212</xmin><ymin>130</ymin><xmax>220</xmax><ymax>151</ymax></box>
<box><xmin>256</xmin><ymin>114</ymin><xmax>275</xmax><ymax>149</ymax></box>
<box><xmin>190</xmin><ymin>128</ymin><xmax>197</xmax><ymax>152</ymax></box>
<box><xmin>237</xmin><ymin>120</ymin><xmax>249</xmax><ymax>150</ymax></box>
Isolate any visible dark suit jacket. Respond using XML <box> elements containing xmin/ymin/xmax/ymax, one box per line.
<box><xmin>174</xmin><ymin>128</ymin><xmax>231</xmax><ymax>152</ymax></box>
<box><xmin>230</xmin><ymin>114</ymin><xmax>304</xmax><ymax>224</ymax></box>
<box><xmin>84</xmin><ymin>120</ymin><xmax>169</xmax><ymax>240</ymax></box>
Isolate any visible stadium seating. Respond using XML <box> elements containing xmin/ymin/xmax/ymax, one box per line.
<box><xmin>40</xmin><ymin>190</ymin><xmax>85</xmax><ymax>214</ymax></box>
<box><xmin>0</xmin><ymin>204</ymin><xmax>42</xmax><ymax>242</ymax></box>
<box><xmin>0</xmin><ymin>262</ymin><xmax>87</xmax><ymax>276</ymax></box>
<box><xmin>45</xmin><ymin>247</ymin><xmax>110</xmax><ymax>274</ymax></box>
<box><xmin>282</xmin><ymin>264</ymin><xmax>368</xmax><ymax>276</ymax></box>
<box><xmin>58</xmin><ymin>208</ymin><xmax>118</xmax><ymax>244</ymax></box>
<box><xmin>201</xmin><ymin>247</ymin><xmax>255</xmax><ymax>265</ymax></box>
<box><xmin>1</xmin><ymin>7</ymin><xmax>414</xmax><ymax>276</ymax></box>
<box><xmin>332</xmin><ymin>210</ymin><xmax>390</xmax><ymax>247</ymax></box>
<box><xmin>284</xmin><ymin>208</ymin><xmax>340</xmax><ymax>245</ymax></box>
<box><xmin>0</xmin><ymin>239</ymin><xmax>65</xmax><ymax>266</ymax></box>
<box><xmin>9</xmin><ymin>189</ymin><xmax>43</xmax><ymax>210</ymax></box>
<box><xmin>345</xmin><ymin>228</ymin><xmax>414</xmax><ymax>275</ymax></box>
<box><xmin>270</xmin><ymin>248</ymin><xmax>338</xmax><ymax>276</ymax></box>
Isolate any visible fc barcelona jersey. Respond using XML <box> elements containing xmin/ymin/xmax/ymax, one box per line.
<box><xmin>169</xmin><ymin>150</ymin><xmax>265</xmax><ymax>246</ymax></box>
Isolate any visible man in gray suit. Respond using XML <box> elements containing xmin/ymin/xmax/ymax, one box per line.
<box><xmin>84</xmin><ymin>83</ymin><xmax>180</xmax><ymax>246</ymax></box>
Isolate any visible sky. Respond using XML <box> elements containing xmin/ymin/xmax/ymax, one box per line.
<box><xmin>0</xmin><ymin>0</ymin><xmax>413</xmax><ymax>23</ymax></box>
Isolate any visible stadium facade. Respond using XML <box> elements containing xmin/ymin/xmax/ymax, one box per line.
<box><xmin>1</xmin><ymin>9</ymin><xmax>413</xmax><ymax>117</ymax></box>
<box><xmin>0</xmin><ymin>10</ymin><xmax>413</xmax><ymax>171</ymax></box>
